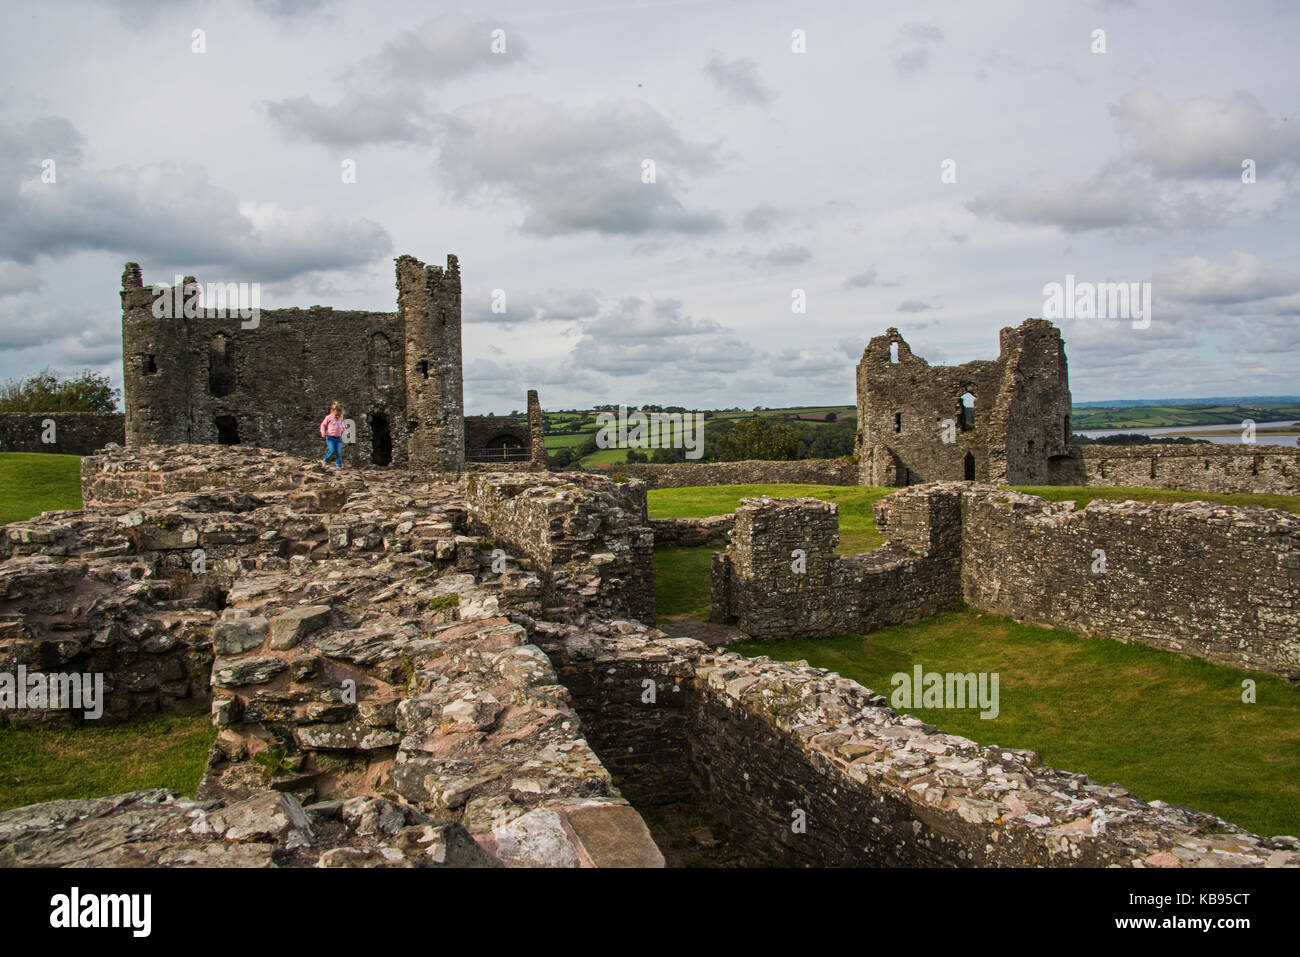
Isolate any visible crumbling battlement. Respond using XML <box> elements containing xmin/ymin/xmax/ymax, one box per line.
<box><xmin>711</xmin><ymin>484</ymin><xmax>1300</xmax><ymax>678</ymax></box>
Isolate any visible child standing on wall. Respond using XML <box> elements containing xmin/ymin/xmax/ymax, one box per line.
<box><xmin>320</xmin><ymin>402</ymin><xmax>346</xmax><ymax>468</ymax></box>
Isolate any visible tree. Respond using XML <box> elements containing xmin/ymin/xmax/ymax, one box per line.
<box><xmin>824</xmin><ymin>411</ymin><xmax>837</xmax><ymax>422</ymax></box>
<box><xmin>625</xmin><ymin>448</ymin><xmax>648</xmax><ymax>463</ymax></box>
<box><xmin>717</xmin><ymin>417</ymin><xmax>800</xmax><ymax>461</ymax></box>
<box><xmin>0</xmin><ymin>368</ymin><xmax>120</xmax><ymax>413</ymax></box>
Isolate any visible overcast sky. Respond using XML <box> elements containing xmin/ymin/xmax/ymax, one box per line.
<box><xmin>1</xmin><ymin>0</ymin><xmax>1297</xmax><ymax>412</ymax></box>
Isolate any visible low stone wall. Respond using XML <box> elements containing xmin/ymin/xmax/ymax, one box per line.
<box><xmin>709</xmin><ymin>482</ymin><xmax>1300</xmax><ymax>678</ymax></box>
<box><xmin>540</xmin><ymin>625</ymin><xmax>1300</xmax><ymax>864</ymax></box>
<box><xmin>1060</xmin><ymin>444</ymin><xmax>1300</xmax><ymax>495</ymax></box>
<box><xmin>591</xmin><ymin>458</ymin><xmax>857</xmax><ymax>489</ymax></box>
<box><xmin>710</xmin><ymin>491</ymin><xmax>961</xmax><ymax>640</ymax></box>
<box><xmin>0</xmin><ymin>412</ymin><xmax>124</xmax><ymax>455</ymax></box>
<box><xmin>961</xmin><ymin>488</ymin><xmax>1300</xmax><ymax>678</ymax></box>
<box><xmin>688</xmin><ymin>650</ymin><xmax>1299</xmax><ymax>865</ymax></box>
<box><xmin>649</xmin><ymin>514</ymin><xmax>734</xmax><ymax>548</ymax></box>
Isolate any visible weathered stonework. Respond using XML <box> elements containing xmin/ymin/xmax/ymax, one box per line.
<box><xmin>464</xmin><ymin>416</ymin><xmax>530</xmax><ymax>464</ymax></box>
<box><xmin>711</xmin><ymin>484</ymin><xmax>1300</xmax><ymax>678</ymax></box>
<box><xmin>0</xmin><ymin>413</ymin><xmax>124</xmax><ymax>456</ymax></box>
<box><xmin>121</xmin><ymin>255</ymin><xmax>465</xmax><ymax>470</ymax></box>
<box><xmin>856</xmin><ymin>319</ymin><xmax>1073</xmax><ymax>487</ymax></box>
<box><xmin>3</xmin><ymin>445</ymin><xmax>1296</xmax><ymax>866</ymax></box>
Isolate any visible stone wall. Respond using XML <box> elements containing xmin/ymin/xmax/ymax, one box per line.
<box><xmin>710</xmin><ymin>490</ymin><xmax>961</xmax><ymax>640</ymax></box>
<box><xmin>710</xmin><ymin>483</ymin><xmax>1300</xmax><ymax>678</ymax></box>
<box><xmin>961</xmin><ymin>488</ymin><xmax>1300</xmax><ymax>678</ymax></box>
<box><xmin>540</xmin><ymin>626</ymin><xmax>1300</xmax><ymax>865</ymax></box>
<box><xmin>649</xmin><ymin>515</ymin><xmax>734</xmax><ymax>548</ymax></box>
<box><xmin>1060</xmin><ymin>444</ymin><xmax>1300</xmax><ymax>495</ymax></box>
<box><xmin>463</xmin><ymin>471</ymin><xmax>654</xmax><ymax>623</ymax></box>
<box><xmin>0</xmin><ymin>412</ymin><xmax>124</xmax><ymax>455</ymax></box>
<box><xmin>591</xmin><ymin>458</ymin><xmax>856</xmax><ymax>489</ymax></box>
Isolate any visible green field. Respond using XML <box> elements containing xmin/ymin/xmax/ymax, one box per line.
<box><xmin>0</xmin><ymin>453</ymin><xmax>82</xmax><ymax>524</ymax></box>
<box><xmin>733</xmin><ymin>609</ymin><xmax>1300</xmax><ymax>839</ymax></box>
<box><xmin>1072</xmin><ymin>402</ymin><xmax>1300</xmax><ymax>431</ymax></box>
<box><xmin>0</xmin><ymin>713</ymin><xmax>217</xmax><ymax>812</ymax></box>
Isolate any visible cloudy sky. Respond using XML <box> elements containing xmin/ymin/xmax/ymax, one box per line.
<box><xmin>1</xmin><ymin>0</ymin><xmax>1297</xmax><ymax>412</ymax></box>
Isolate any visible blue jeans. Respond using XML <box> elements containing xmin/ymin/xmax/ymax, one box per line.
<box><xmin>323</xmin><ymin>435</ymin><xmax>343</xmax><ymax>466</ymax></box>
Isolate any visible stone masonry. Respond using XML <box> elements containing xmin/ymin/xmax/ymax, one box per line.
<box><xmin>712</xmin><ymin>485</ymin><xmax>1300</xmax><ymax>678</ymax></box>
<box><xmin>1</xmin><ymin>446</ymin><xmax>1296</xmax><ymax>866</ymax></box>
<box><xmin>856</xmin><ymin>319</ymin><xmax>1073</xmax><ymax>487</ymax></box>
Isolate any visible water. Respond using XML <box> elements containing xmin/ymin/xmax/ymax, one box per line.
<box><xmin>1077</xmin><ymin>420</ymin><xmax>1300</xmax><ymax>447</ymax></box>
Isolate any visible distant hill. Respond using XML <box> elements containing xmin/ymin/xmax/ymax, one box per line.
<box><xmin>1074</xmin><ymin>397</ymin><xmax>1300</xmax><ymax>408</ymax></box>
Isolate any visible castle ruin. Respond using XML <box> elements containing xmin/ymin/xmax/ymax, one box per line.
<box><xmin>855</xmin><ymin>318</ymin><xmax>1073</xmax><ymax>487</ymax></box>
<box><xmin>121</xmin><ymin>254</ymin><xmax>469</xmax><ymax>470</ymax></box>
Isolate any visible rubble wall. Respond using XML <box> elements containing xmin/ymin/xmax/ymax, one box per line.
<box><xmin>0</xmin><ymin>412</ymin><xmax>124</xmax><ymax>455</ymax></box>
<box><xmin>1067</xmin><ymin>444</ymin><xmax>1300</xmax><ymax>495</ymax></box>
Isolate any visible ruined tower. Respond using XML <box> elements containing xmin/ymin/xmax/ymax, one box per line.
<box><xmin>397</xmin><ymin>254</ymin><xmax>465</xmax><ymax>471</ymax></box>
<box><xmin>121</xmin><ymin>253</ymin><xmax>465</xmax><ymax>469</ymax></box>
<box><xmin>855</xmin><ymin>318</ymin><xmax>1072</xmax><ymax>486</ymax></box>
<box><xmin>121</xmin><ymin>263</ymin><xmax>193</xmax><ymax>447</ymax></box>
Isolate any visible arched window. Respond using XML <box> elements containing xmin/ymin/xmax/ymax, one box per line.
<box><xmin>208</xmin><ymin>336</ymin><xmax>236</xmax><ymax>397</ymax></box>
<box><xmin>959</xmin><ymin>391</ymin><xmax>975</xmax><ymax>430</ymax></box>
<box><xmin>889</xmin><ymin>342</ymin><xmax>900</xmax><ymax>363</ymax></box>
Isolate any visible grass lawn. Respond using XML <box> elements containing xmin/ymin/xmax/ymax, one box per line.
<box><xmin>0</xmin><ymin>713</ymin><xmax>217</xmax><ymax>812</ymax></box>
<box><xmin>734</xmin><ymin>608</ymin><xmax>1300</xmax><ymax>839</ymax></box>
<box><xmin>654</xmin><ymin>546</ymin><xmax>715</xmax><ymax>620</ymax></box>
<box><xmin>0</xmin><ymin>452</ymin><xmax>83</xmax><ymax>525</ymax></box>
<box><xmin>544</xmin><ymin>432</ymin><xmax>598</xmax><ymax>449</ymax></box>
<box><xmin>649</xmin><ymin>484</ymin><xmax>890</xmax><ymax>553</ymax></box>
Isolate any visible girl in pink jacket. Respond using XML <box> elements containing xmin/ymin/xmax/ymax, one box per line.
<box><xmin>320</xmin><ymin>402</ymin><xmax>346</xmax><ymax>467</ymax></box>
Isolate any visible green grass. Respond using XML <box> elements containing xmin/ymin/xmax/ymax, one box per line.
<box><xmin>576</xmin><ymin>447</ymin><xmax>633</xmax><ymax>466</ymax></box>
<box><xmin>0</xmin><ymin>453</ymin><xmax>82</xmax><ymax>525</ymax></box>
<box><xmin>654</xmin><ymin>546</ymin><xmax>715</xmax><ymax>620</ymax></box>
<box><xmin>734</xmin><ymin>608</ymin><xmax>1300</xmax><ymax>839</ymax></box>
<box><xmin>649</xmin><ymin>484</ymin><xmax>890</xmax><ymax>553</ymax></box>
<box><xmin>544</xmin><ymin>432</ymin><xmax>598</xmax><ymax>449</ymax></box>
<box><xmin>0</xmin><ymin>712</ymin><xmax>217</xmax><ymax>812</ymax></box>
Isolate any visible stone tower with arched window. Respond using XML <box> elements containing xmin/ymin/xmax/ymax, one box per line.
<box><xmin>120</xmin><ymin>254</ymin><xmax>466</xmax><ymax>468</ymax></box>
<box><xmin>854</xmin><ymin>318</ymin><xmax>1073</xmax><ymax>486</ymax></box>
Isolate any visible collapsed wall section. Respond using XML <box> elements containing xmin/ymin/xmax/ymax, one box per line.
<box><xmin>464</xmin><ymin>472</ymin><xmax>655</xmax><ymax>623</ymax></box>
